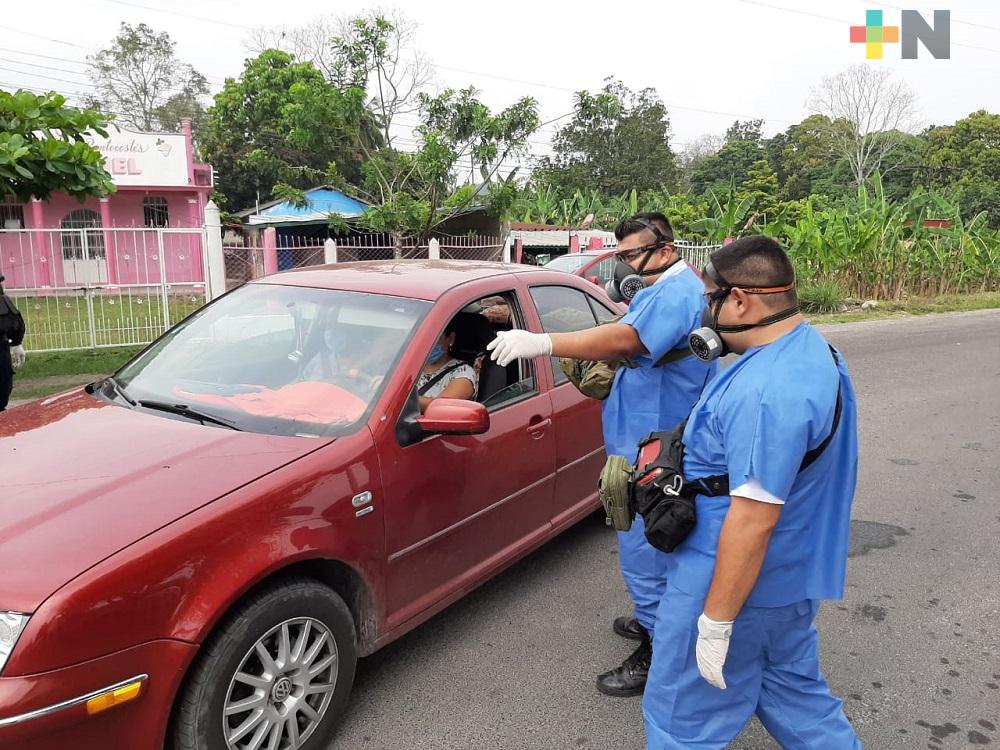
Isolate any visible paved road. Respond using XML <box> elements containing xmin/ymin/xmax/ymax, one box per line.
<box><xmin>330</xmin><ymin>309</ymin><xmax>1000</xmax><ymax>750</ymax></box>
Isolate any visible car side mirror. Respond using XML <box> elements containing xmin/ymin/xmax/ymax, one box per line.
<box><xmin>586</xmin><ymin>275</ymin><xmax>600</xmax><ymax>285</ymax></box>
<box><xmin>416</xmin><ymin>398</ymin><xmax>489</xmax><ymax>436</ymax></box>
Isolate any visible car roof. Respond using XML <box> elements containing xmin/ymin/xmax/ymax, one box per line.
<box><xmin>253</xmin><ymin>259</ymin><xmax>558</xmax><ymax>301</ymax></box>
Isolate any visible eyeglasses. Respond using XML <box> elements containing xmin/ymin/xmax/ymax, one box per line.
<box><xmin>616</xmin><ymin>241</ymin><xmax>669</xmax><ymax>264</ymax></box>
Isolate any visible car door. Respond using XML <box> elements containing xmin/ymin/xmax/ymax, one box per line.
<box><xmin>527</xmin><ymin>282</ymin><xmax>612</xmax><ymax>529</ymax></box>
<box><xmin>376</xmin><ymin>283</ymin><xmax>556</xmax><ymax>631</ymax></box>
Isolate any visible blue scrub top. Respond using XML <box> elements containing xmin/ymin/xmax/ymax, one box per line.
<box><xmin>601</xmin><ymin>265</ymin><xmax>718</xmax><ymax>461</ymax></box>
<box><xmin>670</xmin><ymin>322</ymin><xmax>859</xmax><ymax>607</ymax></box>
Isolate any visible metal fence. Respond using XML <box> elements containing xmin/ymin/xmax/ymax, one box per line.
<box><xmin>675</xmin><ymin>241</ymin><xmax>722</xmax><ymax>272</ymax></box>
<box><xmin>0</xmin><ymin>228</ymin><xmax>208</xmax><ymax>352</ymax></box>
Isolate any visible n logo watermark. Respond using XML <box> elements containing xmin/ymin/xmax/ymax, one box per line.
<box><xmin>851</xmin><ymin>9</ymin><xmax>951</xmax><ymax>59</ymax></box>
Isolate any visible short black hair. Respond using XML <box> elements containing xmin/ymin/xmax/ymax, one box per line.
<box><xmin>614</xmin><ymin>212</ymin><xmax>674</xmax><ymax>244</ymax></box>
<box><xmin>709</xmin><ymin>236</ymin><xmax>797</xmax><ymax>308</ymax></box>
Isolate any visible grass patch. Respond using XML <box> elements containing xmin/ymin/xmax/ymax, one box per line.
<box><xmin>16</xmin><ymin>346</ymin><xmax>143</xmax><ymax>379</ymax></box>
<box><xmin>11</xmin><ymin>345</ymin><xmax>143</xmax><ymax>402</ymax></box>
<box><xmin>810</xmin><ymin>291</ymin><xmax>1000</xmax><ymax>324</ymax></box>
<box><xmin>798</xmin><ymin>280</ymin><xmax>845</xmax><ymax>315</ymax></box>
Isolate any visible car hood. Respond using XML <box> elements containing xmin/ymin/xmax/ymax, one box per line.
<box><xmin>0</xmin><ymin>390</ymin><xmax>328</xmax><ymax>612</ymax></box>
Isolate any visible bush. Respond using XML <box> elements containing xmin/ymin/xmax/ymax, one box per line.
<box><xmin>798</xmin><ymin>280</ymin><xmax>844</xmax><ymax>314</ymax></box>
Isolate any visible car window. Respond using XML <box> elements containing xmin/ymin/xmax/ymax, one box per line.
<box><xmin>545</xmin><ymin>254</ymin><xmax>590</xmax><ymax>273</ymax></box>
<box><xmin>116</xmin><ymin>284</ymin><xmax>429</xmax><ymax>437</ymax></box>
<box><xmin>588</xmin><ymin>295</ymin><xmax>619</xmax><ymax>323</ymax></box>
<box><xmin>594</xmin><ymin>256</ymin><xmax>618</xmax><ymax>285</ymax></box>
<box><xmin>528</xmin><ymin>285</ymin><xmax>600</xmax><ymax>385</ymax></box>
<box><xmin>415</xmin><ymin>292</ymin><xmax>537</xmax><ymax>413</ymax></box>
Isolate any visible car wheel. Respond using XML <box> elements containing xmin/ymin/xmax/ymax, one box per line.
<box><xmin>171</xmin><ymin>578</ymin><xmax>357</xmax><ymax>750</ymax></box>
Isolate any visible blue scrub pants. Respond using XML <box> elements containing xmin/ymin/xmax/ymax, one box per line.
<box><xmin>643</xmin><ymin>586</ymin><xmax>861</xmax><ymax>749</ymax></box>
<box><xmin>617</xmin><ymin>515</ymin><xmax>669</xmax><ymax>639</ymax></box>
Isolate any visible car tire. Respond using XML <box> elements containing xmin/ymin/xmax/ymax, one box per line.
<box><xmin>171</xmin><ymin>578</ymin><xmax>357</xmax><ymax>750</ymax></box>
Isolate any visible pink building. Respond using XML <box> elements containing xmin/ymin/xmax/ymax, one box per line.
<box><xmin>0</xmin><ymin>119</ymin><xmax>213</xmax><ymax>290</ymax></box>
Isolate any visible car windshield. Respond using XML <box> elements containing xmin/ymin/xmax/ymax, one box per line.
<box><xmin>544</xmin><ymin>254</ymin><xmax>595</xmax><ymax>273</ymax></box>
<box><xmin>116</xmin><ymin>283</ymin><xmax>430</xmax><ymax>437</ymax></box>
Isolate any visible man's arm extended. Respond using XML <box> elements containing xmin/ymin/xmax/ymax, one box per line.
<box><xmin>549</xmin><ymin>323</ymin><xmax>647</xmax><ymax>360</ymax></box>
<box><xmin>703</xmin><ymin>496</ymin><xmax>782</xmax><ymax>621</ymax></box>
<box><xmin>487</xmin><ymin>322</ymin><xmax>647</xmax><ymax>367</ymax></box>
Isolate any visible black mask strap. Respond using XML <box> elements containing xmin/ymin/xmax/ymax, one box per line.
<box><xmin>704</xmin><ymin>261</ymin><xmax>798</xmax><ymax>333</ymax></box>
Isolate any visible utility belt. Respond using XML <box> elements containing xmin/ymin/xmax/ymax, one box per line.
<box><xmin>599</xmin><ymin>418</ymin><xmax>712</xmax><ymax>552</ymax></box>
<box><xmin>599</xmin><ymin>346</ymin><xmax>844</xmax><ymax>553</ymax></box>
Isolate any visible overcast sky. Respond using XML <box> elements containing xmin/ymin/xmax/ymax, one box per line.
<box><xmin>2</xmin><ymin>0</ymin><xmax>998</xmax><ymax>168</ymax></box>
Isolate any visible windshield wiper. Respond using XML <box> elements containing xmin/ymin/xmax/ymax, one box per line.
<box><xmin>137</xmin><ymin>400</ymin><xmax>242</xmax><ymax>430</ymax></box>
<box><xmin>96</xmin><ymin>376</ymin><xmax>137</xmax><ymax>406</ymax></box>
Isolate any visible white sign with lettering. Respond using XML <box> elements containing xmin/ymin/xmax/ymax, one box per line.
<box><xmin>85</xmin><ymin>127</ymin><xmax>189</xmax><ymax>187</ymax></box>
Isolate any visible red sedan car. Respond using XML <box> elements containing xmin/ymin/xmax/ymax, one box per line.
<box><xmin>544</xmin><ymin>249</ymin><xmax>619</xmax><ymax>288</ymax></box>
<box><xmin>0</xmin><ymin>261</ymin><xmax>616</xmax><ymax>750</ymax></box>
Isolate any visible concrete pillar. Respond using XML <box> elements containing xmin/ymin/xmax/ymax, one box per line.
<box><xmin>515</xmin><ymin>239</ymin><xmax>524</xmax><ymax>264</ymax></box>
<box><xmin>428</xmin><ymin>237</ymin><xmax>440</xmax><ymax>260</ymax></box>
<box><xmin>29</xmin><ymin>199</ymin><xmax>52</xmax><ymax>287</ymax></box>
<box><xmin>588</xmin><ymin>236</ymin><xmax>604</xmax><ymax>250</ymax></box>
<box><xmin>181</xmin><ymin>117</ymin><xmax>195</xmax><ymax>186</ymax></box>
<box><xmin>324</xmin><ymin>238</ymin><xmax>337</xmax><ymax>265</ymax></box>
<box><xmin>568</xmin><ymin>234</ymin><xmax>580</xmax><ymax>254</ymax></box>
<box><xmin>263</xmin><ymin>227</ymin><xmax>278</xmax><ymax>275</ymax></box>
<box><xmin>203</xmin><ymin>200</ymin><xmax>226</xmax><ymax>300</ymax></box>
<box><xmin>99</xmin><ymin>197</ymin><xmax>118</xmax><ymax>284</ymax></box>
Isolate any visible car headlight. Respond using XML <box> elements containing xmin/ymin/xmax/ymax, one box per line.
<box><xmin>0</xmin><ymin>612</ymin><xmax>30</xmax><ymax>674</ymax></box>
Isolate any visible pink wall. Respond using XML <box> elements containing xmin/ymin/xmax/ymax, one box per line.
<box><xmin>1</xmin><ymin>189</ymin><xmax>208</xmax><ymax>290</ymax></box>
<box><xmin>0</xmin><ymin>119</ymin><xmax>212</xmax><ymax>290</ymax></box>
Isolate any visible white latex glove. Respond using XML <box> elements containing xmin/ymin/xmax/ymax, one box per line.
<box><xmin>696</xmin><ymin>613</ymin><xmax>734</xmax><ymax>689</ymax></box>
<box><xmin>486</xmin><ymin>330</ymin><xmax>552</xmax><ymax>367</ymax></box>
<box><xmin>10</xmin><ymin>344</ymin><xmax>25</xmax><ymax>370</ymax></box>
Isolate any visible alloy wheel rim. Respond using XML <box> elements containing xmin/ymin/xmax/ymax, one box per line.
<box><xmin>222</xmin><ymin>616</ymin><xmax>338</xmax><ymax>750</ymax></box>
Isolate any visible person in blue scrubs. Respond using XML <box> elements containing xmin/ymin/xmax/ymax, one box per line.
<box><xmin>488</xmin><ymin>213</ymin><xmax>717</xmax><ymax>696</ymax></box>
<box><xmin>642</xmin><ymin>236</ymin><xmax>862</xmax><ymax>749</ymax></box>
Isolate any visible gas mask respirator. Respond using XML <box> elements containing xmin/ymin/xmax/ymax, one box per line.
<box><xmin>688</xmin><ymin>262</ymin><xmax>799</xmax><ymax>362</ymax></box>
<box><xmin>604</xmin><ymin>219</ymin><xmax>679</xmax><ymax>303</ymax></box>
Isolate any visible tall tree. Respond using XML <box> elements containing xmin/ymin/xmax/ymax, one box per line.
<box><xmin>199</xmin><ymin>50</ymin><xmax>379</xmax><ymax>211</ymax></box>
<box><xmin>738</xmin><ymin>159</ymin><xmax>781</xmax><ymax>221</ymax></box>
<box><xmin>536</xmin><ymin>78</ymin><xmax>678</xmax><ymax>196</ymax></box>
<box><xmin>688</xmin><ymin>139</ymin><xmax>764</xmax><ymax>196</ymax></box>
<box><xmin>0</xmin><ymin>89</ymin><xmax>115</xmax><ymax>202</ymax></box>
<box><xmin>246</xmin><ymin>9</ymin><xmax>432</xmax><ymax>147</ymax></box>
<box><xmin>765</xmin><ymin>114</ymin><xmax>847</xmax><ymax>200</ymax></box>
<box><xmin>808</xmin><ymin>65</ymin><xmax>921</xmax><ymax>187</ymax></box>
<box><xmin>329</xmin><ymin>10</ymin><xmax>433</xmax><ymax>147</ymax></box>
<box><xmin>677</xmin><ymin>133</ymin><xmax>724</xmax><ymax>187</ymax></box>
<box><xmin>87</xmin><ymin>23</ymin><xmax>209</xmax><ymax>132</ymax></box>
<box><xmin>725</xmin><ymin>119</ymin><xmax>764</xmax><ymax>144</ymax></box>
<box><xmin>921</xmin><ymin>110</ymin><xmax>1000</xmax><ymax>226</ymax></box>
<box><xmin>359</xmin><ymin>87</ymin><xmax>539</xmax><ymax>239</ymax></box>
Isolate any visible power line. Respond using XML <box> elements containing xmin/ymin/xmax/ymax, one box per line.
<box><xmin>102</xmin><ymin>0</ymin><xmax>259</xmax><ymax>32</ymax></box>
<box><xmin>0</xmin><ymin>23</ymin><xmax>94</xmax><ymax>50</ymax></box>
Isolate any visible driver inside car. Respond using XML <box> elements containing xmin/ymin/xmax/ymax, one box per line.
<box><xmin>417</xmin><ymin>319</ymin><xmax>478</xmax><ymax>413</ymax></box>
<box><xmin>298</xmin><ymin>325</ymin><xmax>390</xmax><ymax>398</ymax></box>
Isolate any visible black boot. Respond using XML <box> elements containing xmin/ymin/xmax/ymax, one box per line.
<box><xmin>596</xmin><ymin>633</ymin><xmax>651</xmax><ymax>697</ymax></box>
<box><xmin>612</xmin><ymin>616</ymin><xmax>647</xmax><ymax>641</ymax></box>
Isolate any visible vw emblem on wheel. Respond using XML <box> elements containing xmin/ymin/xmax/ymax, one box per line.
<box><xmin>270</xmin><ymin>677</ymin><xmax>292</xmax><ymax>703</ymax></box>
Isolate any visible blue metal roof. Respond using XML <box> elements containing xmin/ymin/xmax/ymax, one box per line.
<box><xmin>249</xmin><ymin>188</ymin><xmax>368</xmax><ymax>224</ymax></box>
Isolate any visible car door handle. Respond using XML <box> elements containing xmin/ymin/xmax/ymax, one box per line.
<box><xmin>527</xmin><ymin>417</ymin><xmax>552</xmax><ymax>439</ymax></box>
